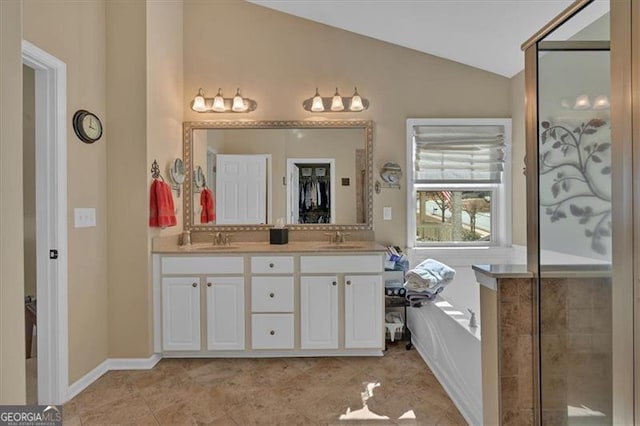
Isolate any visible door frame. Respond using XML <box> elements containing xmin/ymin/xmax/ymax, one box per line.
<box><xmin>22</xmin><ymin>40</ymin><xmax>68</xmax><ymax>405</ymax></box>
<box><xmin>286</xmin><ymin>158</ymin><xmax>336</xmax><ymax>224</ymax></box>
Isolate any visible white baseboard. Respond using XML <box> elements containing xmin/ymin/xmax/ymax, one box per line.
<box><xmin>66</xmin><ymin>359</ymin><xmax>110</xmax><ymax>401</ymax></box>
<box><xmin>109</xmin><ymin>353</ymin><xmax>161</xmax><ymax>370</ymax></box>
<box><xmin>65</xmin><ymin>354</ymin><xmax>161</xmax><ymax>402</ymax></box>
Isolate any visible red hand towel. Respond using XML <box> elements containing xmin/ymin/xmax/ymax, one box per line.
<box><xmin>149</xmin><ymin>179</ymin><xmax>177</xmax><ymax>227</ymax></box>
<box><xmin>200</xmin><ymin>188</ymin><xmax>216</xmax><ymax>223</ymax></box>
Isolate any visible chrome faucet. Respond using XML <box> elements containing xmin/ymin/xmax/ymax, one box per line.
<box><xmin>324</xmin><ymin>231</ymin><xmax>350</xmax><ymax>244</ymax></box>
<box><xmin>209</xmin><ymin>232</ymin><xmax>232</xmax><ymax>246</ymax></box>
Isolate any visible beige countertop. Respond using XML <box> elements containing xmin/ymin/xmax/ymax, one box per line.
<box><xmin>472</xmin><ymin>264</ymin><xmax>533</xmax><ymax>279</ymax></box>
<box><xmin>473</xmin><ymin>263</ymin><xmax>611</xmax><ymax>291</ymax></box>
<box><xmin>153</xmin><ymin>237</ymin><xmax>387</xmax><ymax>254</ymax></box>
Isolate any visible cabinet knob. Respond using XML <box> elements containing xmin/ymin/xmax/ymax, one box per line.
<box><xmin>207</xmin><ymin>282</ymin><xmax>212</xmax><ymax>287</ymax></box>
<box><xmin>192</xmin><ymin>282</ymin><xmax>198</xmax><ymax>288</ymax></box>
<box><xmin>346</xmin><ymin>280</ymin><xmax>351</xmax><ymax>285</ymax></box>
<box><xmin>332</xmin><ymin>281</ymin><xmax>337</xmax><ymax>286</ymax></box>
<box><xmin>269</xmin><ymin>263</ymin><xmax>274</xmax><ymax>268</ymax></box>
<box><xmin>269</xmin><ymin>292</ymin><xmax>275</xmax><ymax>298</ymax></box>
<box><xmin>270</xmin><ymin>330</ymin><xmax>275</xmax><ymax>335</ymax></box>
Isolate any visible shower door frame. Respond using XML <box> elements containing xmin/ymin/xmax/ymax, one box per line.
<box><xmin>522</xmin><ymin>0</ymin><xmax>637</xmax><ymax>424</ymax></box>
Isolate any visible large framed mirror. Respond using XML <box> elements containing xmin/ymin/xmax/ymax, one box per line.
<box><xmin>183</xmin><ymin>120</ymin><xmax>373</xmax><ymax>231</ymax></box>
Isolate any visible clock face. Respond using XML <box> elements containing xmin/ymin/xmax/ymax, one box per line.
<box><xmin>82</xmin><ymin>114</ymin><xmax>102</xmax><ymax>140</ymax></box>
<box><xmin>73</xmin><ymin>110</ymin><xmax>102</xmax><ymax>143</ymax></box>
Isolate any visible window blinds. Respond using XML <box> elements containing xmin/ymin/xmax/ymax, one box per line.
<box><xmin>413</xmin><ymin>124</ymin><xmax>506</xmax><ymax>183</ymax></box>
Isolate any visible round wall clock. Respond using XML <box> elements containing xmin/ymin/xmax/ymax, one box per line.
<box><xmin>73</xmin><ymin>109</ymin><xmax>103</xmax><ymax>144</ymax></box>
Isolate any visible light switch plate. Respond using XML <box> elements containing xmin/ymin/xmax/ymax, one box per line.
<box><xmin>383</xmin><ymin>207</ymin><xmax>392</xmax><ymax>220</ymax></box>
<box><xmin>74</xmin><ymin>208</ymin><xmax>96</xmax><ymax>228</ymax></box>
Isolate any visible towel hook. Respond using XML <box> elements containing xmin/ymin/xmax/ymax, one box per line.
<box><xmin>151</xmin><ymin>159</ymin><xmax>164</xmax><ymax>181</ymax></box>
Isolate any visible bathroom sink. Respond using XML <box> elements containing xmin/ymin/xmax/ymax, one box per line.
<box><xmin>179</xmin><ymin>244</ymin><xmax>238</xmax><ymax>252</ymax></box>
<box><xmin>315</xmin><ymin>244</ymin><xmax>368</xmax><ymax>250</ymax></box>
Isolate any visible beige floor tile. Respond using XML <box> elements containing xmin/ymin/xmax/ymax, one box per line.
<box><xmin>65</xmin><ymin>347</ymin><xmax>464</xmax><ymax>426</ymax></box>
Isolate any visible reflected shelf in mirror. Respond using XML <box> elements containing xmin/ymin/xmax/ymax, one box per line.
<box><xmin>182</xmin><ymin>120</ymin><xmax>373</xmax><ymax>232</ymax></box>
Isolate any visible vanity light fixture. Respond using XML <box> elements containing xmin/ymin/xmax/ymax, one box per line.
<box><xmin>212</xmin><ymin>89</ymin><xmax>226</xmax><ymax>112</ymax></box>
<box><xmin>302</xmin><ymin>87</ymin><xmax>369</xmax><ymax>113</ymax></box>
<box><xmin>559</xmin><ymin>93</ymin><xmax>610</xmax><ymax>111</ymax></box>
<box><xmin>190</xmin><ymin>87</ymin><xmax>257</xmax><ymax>113</ymax></box>
<box><xmin>573</xmin><ymin>94</ymin><xmax>591</xmax><ymax>110</ymax></box>
<box><xmin>592</xmin><ymin>94</ymin><xmax>610</xmax><ymax>110</ymax></box>
<box><xmin>311</xmin><ymin>88</ymin><xmax>324</xmax><ymax>112</ymax></box>
<box><xmin>331</xmin><ymin>88</ymin><xmax>345</xmax><ymax>111</ymax></box>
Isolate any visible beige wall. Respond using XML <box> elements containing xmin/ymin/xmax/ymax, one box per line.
<box><xmin>510</xmin><ymin>71</ymin><xmax>527</xmax><ymax>246</ymax></box>
<box><xmin>106</xmin><ymin>0</ymin><xmax>151</xmax><ymax>358</ymax></box>
<box><xmin>23</xmin><ymin>0</ymin><xmax>109</xmax><ymax>384</ymax></box>
<box><xmin>183</xmin><ymin>0</ymin><xmax>512</xmax><ymax>247</ymax></box>
<box><xmin>107</xmin><ymin>0</ymin><xmax>183</xmax><ymax>358</ymax></box>
<box><xmin>23</xmin><ymin>65</ymin><xmax>37</xmax><ymax>299</ymax></box>
<box><xmin>0</xmin><ymin>0</ymin><xmax>27</xmax><ymax>404</ymax></box>
<box><xmin>147</xmin><ymin>0</ymin><xmax>184</xmax><ymax>236</ymax></box>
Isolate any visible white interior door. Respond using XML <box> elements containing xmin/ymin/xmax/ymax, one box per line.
<box><xmin>216</xmin><ymin>154</ymin><xmax>267</xmax><ymax>224</ymax></box>
<box><xmin>288</xmin><ymin>163</ymin><xmax>300</xmax><ymax>224</ymax></box>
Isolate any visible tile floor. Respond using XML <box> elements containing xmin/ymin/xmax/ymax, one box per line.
<box><xmin>63</xmin><ymin>343</ymin><xmax>466</xmax><ymax>425</ymax></box>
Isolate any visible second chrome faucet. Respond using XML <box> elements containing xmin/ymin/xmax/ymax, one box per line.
<box><xmin>324</xmin><ymin>231</ymin><xmax>350</xmax><ymax>244</ymax></box>
<box><xmin>210</xmin><ymin>232</ymin><xmax>232</xmax><ymax>246</ymax></box>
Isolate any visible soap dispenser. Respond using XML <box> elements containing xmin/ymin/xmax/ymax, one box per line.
<box><xmin>468</xmin><ymin>309</ymin><xmax>477</xmax><ymax>328</ymax></box>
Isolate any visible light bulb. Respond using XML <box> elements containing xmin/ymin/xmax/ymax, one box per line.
<box><xmin>212</xmin><ymin>88</ymin><xmax>225</xmax><ymax>112</ymax></box>
<box><xmin>593</xmin><ymin>94</ymin><xmax>610</xmax><ymax>110</ymax></box>
<box><xmin>573</xmin><ymin>94</ymin><xmax>591</xmax><ymax>110</ymax></box>
<box><xmin>192</xmin><ymin>88</ymin><xmax>207</xmax><ymax>112</ymax></box>
<box><xmin>232</xmin><ymin>88</ymin><xmax>246</xmax><ymax>112</ymax></box>
<box><xmin>350</xmin><ymin>87</ymin><xmax>364</xmax><ymax>112</ymax></box>
<box><xmin>311</xmin><ymin>88</ymin><xmax>324</xmax><ymax>112</ymax></box>
<box><xmin>331</xmin><ymin>88</ymin><xmax>344</xmax><ymax>111</ymax></box>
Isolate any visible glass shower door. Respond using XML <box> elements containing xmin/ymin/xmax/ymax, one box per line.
<box><xmin>537</xmin><ymin>6</ymin><xmax>612</xmax><ymax>425</ymax></box>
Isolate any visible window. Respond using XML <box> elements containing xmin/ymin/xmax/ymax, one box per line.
<box><xmin>406</xmin><ymin>119</ymin><xmax>511</xmax><ymax>247</ymax></box>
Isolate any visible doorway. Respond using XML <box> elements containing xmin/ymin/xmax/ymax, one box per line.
<box><xmin>22</xmin><ymin>41</ymin><xmax>68</xmax><ymax>405</ymax></box>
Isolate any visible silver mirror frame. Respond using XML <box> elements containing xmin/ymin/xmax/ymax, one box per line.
<box><xmin>183</xmin><ymin>120</ymin><xmax>374</xmax><ymax>232</ymax></box>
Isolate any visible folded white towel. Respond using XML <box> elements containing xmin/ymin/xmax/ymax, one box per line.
<box><xmin>417</xmin><ymin>259</ymin><xmax>456</xmax><ymax>282</ymax></box>
<box><xmin>403</xmin><ymin>259</ymin><xmax>455</xmax><ymax>292</ymax></box>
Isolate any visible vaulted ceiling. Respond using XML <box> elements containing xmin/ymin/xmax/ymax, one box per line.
<box><xmin>248</xmin><ymin>0</ymin><xmax>609</xmax><ymax>77</ymax></box>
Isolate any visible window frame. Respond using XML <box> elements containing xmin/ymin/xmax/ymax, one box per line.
<box><xmin>406</xmin><ymin>118</ymin><xmax>512</xmax><ymax>249</ymax></box>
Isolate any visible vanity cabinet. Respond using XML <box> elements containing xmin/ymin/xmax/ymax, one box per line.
<box><xmin>154</xmin><ymin>250</ymin><xmax>384</xmax><ymax>356</ymax></box>
<box><xmin>344</xmin><ymin>274</ymin><xmax>383</xmax><ymax>348</ymax></box>
<box><xmin>300</xmin><ymin>255</ymin><xmax>384</xmax><ymax>350</ymax></box>
<box><xmin>160</xmin><ymin>256</ymin><xmax>244</xmax><ymax>352</ymax></box>
<box><xmin>162</xmin><ymin>277</ymin><xmax>201</xmax><ymax>351</ymax></box>
<box><xmin>206</xmin><ymin>276</ymin><xmax>245</xmax><ymax>350</ymax></box>
<box><xmin>300</xmin><ymin>276</ymin><xmax>339</xmax><ymax>349</ymax></box>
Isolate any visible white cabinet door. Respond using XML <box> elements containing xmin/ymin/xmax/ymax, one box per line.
<box><xmin>206</xmin><ymin>276</ymin><xmax>245</xmax><ymax>351</ymax></box>
<box><xmin>300</xmin><ymin>276</ymin><xmax>338</xmax><ymax>349</ymax></box>
<box><xmin>344</xmin><ymin>275</ymin><xmax>383</xmax><ymax>349</ymax></box>
<box><xmin>162</xmin><ymin>277</ymin><xmax>201</xmax><ymax>351</ymax></box>
<box><xmin>216</xmin><ymin>154</ymin><xmax>268</xmax><ymax>224</ymax></box>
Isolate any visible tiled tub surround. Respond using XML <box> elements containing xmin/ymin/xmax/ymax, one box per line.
<box><xmin>474</xmin><ymin>264</ymin><xmax>612</xmax><ymax>426</ymax></box>
<box><xmin>474</xmin><ymin>265</ymin><xmax>535</xmax><ymax>426</ymax></box>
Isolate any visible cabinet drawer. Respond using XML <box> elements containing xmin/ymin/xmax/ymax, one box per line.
<box><xmin>162</xmin><ymin>256</ymin><xmax>244</xmax><ymax>275</ymax></box>
<box><xmin>300</xmin><ymin>255</ymin><xmax>383</xmax><ymax>273</ymax></box>
<box><xmin>251</xmin><ymin>314</ymin><xmax>294</xmax><ymax>349</ymax></box>
<box><xmin>251</xmin><ymin>256</ymin><xmax>294</xmax><ymax>274</ymax></box>
<box><xmin>251</xmin><ymin>277</ymin><xmax>294</xmax><ymax>312</ymax></box>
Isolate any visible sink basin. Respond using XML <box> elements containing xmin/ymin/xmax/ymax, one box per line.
<box><xmin>315</xmin><ymin>244</ymin><xmax>367</xmax><ymax>250</ymax></box>
<box><xmin>179</xmin><ymin>244</ymin><xmax>237</xmax><ymax>251</ymax></box>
